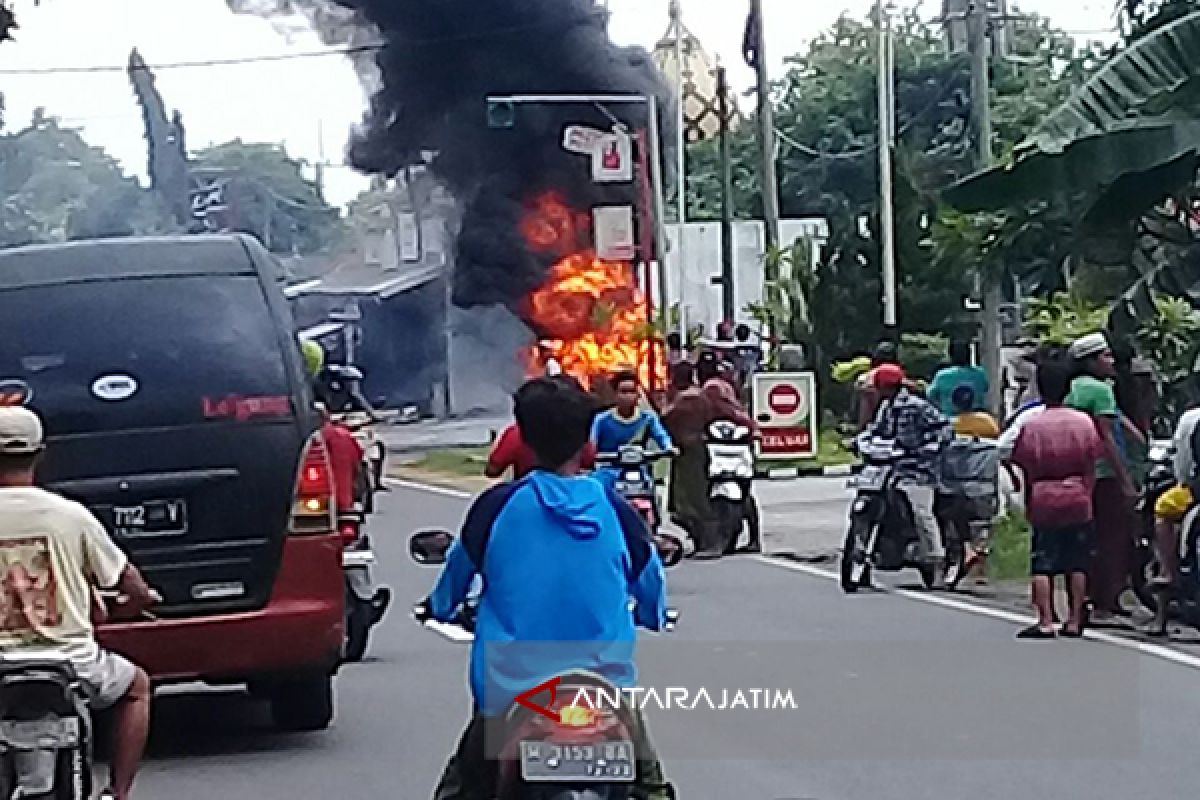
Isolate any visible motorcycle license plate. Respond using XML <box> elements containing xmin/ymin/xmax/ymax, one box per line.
<box><xmin>520</xmin><ymin>740</ymin><xmax>636</xmax><ymax>783</ymax></box>
<box><xmin>616</xmin><ymin>481</ymin><xmax>645</xmax><ymax>494</ymax></box>
<box><xmin>0</xmin><ymin>717</ymin><xmax>80</xmax><ymax>749</ymax></box>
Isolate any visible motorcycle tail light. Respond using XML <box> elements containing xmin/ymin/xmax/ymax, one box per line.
<box><xmin>339</xmin><ymin>520</ymin><xmax>360</xmax><ymax>546</ymax></box>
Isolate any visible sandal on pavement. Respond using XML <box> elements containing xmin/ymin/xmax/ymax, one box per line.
<box><xmin>1016</xmin><ymin>624</ymin><xmax>1056</xmax><ymax>640</ymax></box>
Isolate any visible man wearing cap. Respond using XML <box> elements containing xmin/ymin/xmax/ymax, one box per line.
<box><xmin>858</xmin><ymin>364</ymin><xmax>954</xmax><ymax>584</ymax></box>
<box><xmin>0</xmin><ymin>407</ymin><xmax>159</xmax><ymax>800</ymax></box>
<box><xmin>1066</xmin><ymin>332</ymin><xmax>1139</xmax><ymax>623</ymax></box>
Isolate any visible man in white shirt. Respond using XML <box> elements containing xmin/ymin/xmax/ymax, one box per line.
<box><xmin>1147</xmin><ymin>406</ymin><xmax>1200</xmax><ymax>635</ymax></box>
<box><xmin>0</xmin><ymin>407</ymin><xmax>159</xmax><ymax>800</ymax></box>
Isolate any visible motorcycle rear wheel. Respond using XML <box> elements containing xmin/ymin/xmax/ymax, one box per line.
<box><xmin>343</xmin><ymin>588</ymin><xmax>372</xmax><ymax>663</ymax></box>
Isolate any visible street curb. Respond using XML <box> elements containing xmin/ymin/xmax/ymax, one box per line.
<box><xmin>755</xmin><ymin>463</ymin><xmax>862</xmax><ymax>480</ymax></box>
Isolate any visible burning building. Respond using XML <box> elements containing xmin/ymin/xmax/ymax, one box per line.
<box><xmin>227</xmin><ymin>0</ymin><xmax>674</xmax><ymax>391</ymax></box>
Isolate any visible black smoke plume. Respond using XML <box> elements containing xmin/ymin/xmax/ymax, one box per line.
<box><xmin>228</xmin><ymin>0</ymin><xmax>671</xmax><ymax>312</ymax></box>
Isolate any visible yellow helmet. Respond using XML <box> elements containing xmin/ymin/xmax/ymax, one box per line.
<box><xmin>301</xmin><ymin>339</ymin><xmax>325</xmax><ymax>377</ymax></box>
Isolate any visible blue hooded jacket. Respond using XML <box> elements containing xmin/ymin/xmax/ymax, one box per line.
<box><xmin>429</xmin><ymin>471</ymin><xmax>669</xmax><ymax>718</ymax></box>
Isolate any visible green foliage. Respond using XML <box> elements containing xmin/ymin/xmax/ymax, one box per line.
<box><xmin>192</xmin><ymin>140</ymin><xmax>346</xmax><ymax>254</ymax></box>
<box><xmin>1024</xmin><ymin>292</ymin><xmax>1109</xmax><ymax>344</ymax></box>
<box><xmin>990</xmin><ymin>510</ymin><xmax>1032</xmax><ymax>582</ymax></box>
<box><xmin>1136</xmin><ymin>294</ymin><xmax>1200</xmax><ymax>424</ymax></box>
<box><xmin>899</xmin><ymin>332</ymin><xmax>949</xmax><ymax>379</ymax></box>
<box><xmin>0</xmin><ymin>110</ymin><xmax>176</xmax><ymax>247</ymax></box>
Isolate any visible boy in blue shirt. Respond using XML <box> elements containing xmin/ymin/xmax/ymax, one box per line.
<box><xmin>425</xmin><ymin>375</ymin><xmax>674</xmax><ymax>800</ymax></box>
<box><xmin>592</xmin><ymin>370</ymin><xmax>674</xmax><ymax>490</ymax></box>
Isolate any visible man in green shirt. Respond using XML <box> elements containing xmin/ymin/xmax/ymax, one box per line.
<box><xmin>1066</xmin><ymin>332</ymin><xmax>1138</xmax><ymax>623</ymax></box>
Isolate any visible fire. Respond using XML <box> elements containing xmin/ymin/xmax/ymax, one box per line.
<box><xmin>520</xmin><ymin>192</ymin><xmax>664</xmax><ymax>389</ymax></box>
<box><xmin>525</xmin><ymin>251</ymin><xmax>662</xmax><ymax>388</ymax></box>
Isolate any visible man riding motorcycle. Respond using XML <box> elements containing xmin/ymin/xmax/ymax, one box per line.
<box><xmin>0</xmin><ymin>407</ymin><xmax>160</xmax><ymax>800</ymax></box>
<box><xmin>421</xmin><ymin>376</ymin><xmax>674</xmax><ymax>800</ymax></box>
<box><xmin>857</xmin><ymin>364</ymin><xmax>954</xmax><ymax>586</ymax></box>
<box><xmin>1147</xmin><ymin>404</ymin><xmax>1200</xmax><ymax>635</ymax></box>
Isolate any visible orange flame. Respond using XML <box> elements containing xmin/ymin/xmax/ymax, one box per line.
<box><xmin>519</xmin><ymin>192</ymin><xmax>663</xmax><ymax>389</ymax></box>
<box><xmin>525</xmin><ymin>251</ymin><xmax>663</xmax><ymax>389</ymax></box>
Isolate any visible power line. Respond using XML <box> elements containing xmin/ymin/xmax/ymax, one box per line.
<box><xmin>0</xmin><ymin>14</ymin><xmax>598</xmax><ymax>76</ymax></box>
<box><xmin>0</xmin><ymin>43</ymin><xmax>384</xmax><ymax>76</ymax></box>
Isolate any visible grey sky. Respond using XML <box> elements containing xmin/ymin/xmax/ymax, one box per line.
<box><xmin>0</xmin><ymin>0</ymin><xmax>1118</xmax><ymax>208</ymax></box>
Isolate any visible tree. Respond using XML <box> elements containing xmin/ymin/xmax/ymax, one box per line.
<box><xmin>0</xmin><ymin>110</ymin><xmax>175</xmax><ymax>247</ymax></box>
<box><xmin>191</xmin><ymin>140</ymin><xmax>346</xmax><ymax>254</ymax></box>
<box><xmin>684</xmin><ymin>10</ymin><xmax>1097</xmax><ymax>379</ymax></box>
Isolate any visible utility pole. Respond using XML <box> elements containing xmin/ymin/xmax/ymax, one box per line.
<box><xmin>968</xmin><ymin>0</ymin><xmax>1003</xmax><ymax>413</ymax></box>
<box><xmin>670</xmin><ymin>0</ymin><xmax>689</xmax><ymax>338</ymax></box>
<box><xmin>717</xmin><ymin>63</ymin><xmax>735</xmax><ymax>323</ymax></box>
<box><xmin>749</xmin><ymin>0</ymin><xmax>782</xmax><ymax>310</ymax></box>
<box><xmin>876</xmin><ymin>1</ymin><xmax>898</xmax><ymax>329</ymax></box>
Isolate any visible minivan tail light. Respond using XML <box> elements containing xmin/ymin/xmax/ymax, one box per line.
<box><xmin>290</xmin><ymin>433</ymin><xmax>335</xmax><ymax>536</ymax></box>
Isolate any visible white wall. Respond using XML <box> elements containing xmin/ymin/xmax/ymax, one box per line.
<box><xmin>653</xmin><ymin>218</ymin><xmax>828</xmax><ymax>337</ymax></box>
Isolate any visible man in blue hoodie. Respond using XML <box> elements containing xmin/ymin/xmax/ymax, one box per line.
<box><xmin>426</xmin><ymin>376</ymin><xmax>674</xmax><ymax>800</ymax></box>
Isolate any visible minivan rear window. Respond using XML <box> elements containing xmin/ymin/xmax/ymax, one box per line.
<box><xmin>0</xmin><ymin>275</ymin><xmax>294</xmax><ymax>435</ymax></box>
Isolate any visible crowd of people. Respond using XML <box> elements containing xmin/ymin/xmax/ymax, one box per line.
<box><xmin>854</xmin><ymin>329</ymin><xmax>1191</xmax><ymax>638</ymax></box>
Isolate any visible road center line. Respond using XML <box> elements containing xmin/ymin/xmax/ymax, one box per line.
<box><xmin>752</xmin><ymin>554</ymin><xmax>1200</xmax><ymax>672</ymax></box>
<box><xmin>385</xmin><ymin>477</ymin><xmax>472</xmax><ymax>499</ymax></box>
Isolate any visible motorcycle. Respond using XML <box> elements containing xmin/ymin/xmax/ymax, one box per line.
<box><xmin>0</xmin><ymin>658</ymin><xmax>92</xmax><ymax>799</ymax></box>
<box><xmin>408</xmin><ymin>529</ymin><xmax>681</xmax><ymax>800</ymax></box>
<box><xmin>332</xmin><ymin>410</ymin><xmax>385</xmax><ymax>513</ymax></box>
<box><xmin>935</xmin><ymin>436</ymin><xmax>1001</xmax><ymax>589</ymax></box>
<box><xmin>596</xmin><ymin>446</ymin><xmax>673</xmax><ymax>533</ymax></box>
<box><xmin>340</xmin><ymin>507</ymin><xmax>391</xmax><ymax>662</ymax></box>
<box><xmin>705</xmin><ymin>420</ymin><xmax>761</xmax><ymax>554</ymax></box>
<box><xmin>1134</xmin><ymin>439</ymin><xmax>1176</xmax><ymax>613</ymax></box>
<box><xmin>841</xmin><ymin>453</ymin><xmax>961</xmax><ymax>593</ymax></box>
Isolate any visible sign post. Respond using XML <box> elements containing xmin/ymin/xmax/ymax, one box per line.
<box><xmin>751</xmin><ymin>372</ymin><xmax>818</xmax><ymax>460</ymax></box>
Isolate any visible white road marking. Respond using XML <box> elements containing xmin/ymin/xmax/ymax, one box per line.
<box><xmin>753</xmin><ymin>555</ymin><xmax>1200</xmax><ymax>672</ymax></box>
<box><xmin>390</xmin><ymin>480</ymin><xmax>1200</xmax><ymax>669</ymax></box>
<box><xmin>385</xmin><ymin>477</ymin><xmax>472</xmax><ymax>499</ymax></box>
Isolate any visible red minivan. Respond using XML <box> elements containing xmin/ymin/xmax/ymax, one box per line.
<box><xmin>0</xmin><ymin>234</ymin><xmax>343</xmax><ymax>731</ymax></box>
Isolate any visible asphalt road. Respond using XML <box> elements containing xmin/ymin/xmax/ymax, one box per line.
<box><xmin>130</xmin><ymin>481</ymin><xmax>1200</xmax><ymax>800</ymax></box>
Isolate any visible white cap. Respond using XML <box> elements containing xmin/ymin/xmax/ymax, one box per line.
<box><xmin>0</xmin><ymin>407</ymin><xmax>44</xmax><ymax>455</ymax></box>
<box><xmin>1068</xmin><ymin>332</ymin><xmax>1109</xmax><ymax>361</ymax></box>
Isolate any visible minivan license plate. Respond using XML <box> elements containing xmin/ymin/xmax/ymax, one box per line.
<box><xmin>112</xmin><ymin>498</ymin><xmax>187</xmax><ymax>537</ymax></box>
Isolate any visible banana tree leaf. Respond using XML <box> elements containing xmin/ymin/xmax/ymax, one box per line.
<box><xmin>947</xmin><ymin>9</ymin><xmax>1200</xmax><ymax>212</ymax></box>
<box><xmin>1110</xmin><ymin>244</ymin><xmax>1200</xmax><ymax>333</ymax></box>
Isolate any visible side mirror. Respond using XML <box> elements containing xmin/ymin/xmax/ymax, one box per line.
<box><xmin>653</xmin><ymin>534</ymin><xmax>684</xmax><ymax>568</ymax></box>
<box><xmin>410</xmin><ymin>529</ymin><xmax>455</xmax><ymax>565</ymax></box>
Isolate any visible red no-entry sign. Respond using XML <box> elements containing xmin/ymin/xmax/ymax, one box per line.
<box><xmin>767</xmin><ymin>384</ymin><xmax>801</xmax><ymax>415</ymax></box>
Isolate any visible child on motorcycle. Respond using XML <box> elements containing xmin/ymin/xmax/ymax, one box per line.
<box><xmin>591</xmin><ymin>369</ymin><xmax>674</xmax><ymax>491</ymax></box>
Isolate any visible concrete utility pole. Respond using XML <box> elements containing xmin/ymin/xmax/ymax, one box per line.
<box><xmin>877</xmin><ymin>1</ymin><xmax>898</xmax><ymax>328</ymax></box>
<box><xmin>967</xmin><ymin>0</ymin><xmax>1003</xmax><ymax>414</ymax></box>
<box><xmin>718</xmin><ymin>63</ymin><xmax>736</xmax><ymax>324</ymax></box>
<box><xmin>747</xmin><ymin>0</ymin><xmax>783</xmax><ymax>347</ymax></box>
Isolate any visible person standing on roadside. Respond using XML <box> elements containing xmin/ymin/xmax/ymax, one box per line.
<box><xmin>929</xmin><ymin>339</ymin><xmax>990</xmax><ymax>418</ymax></box>
<box><xmin>1065</xmin><ymin>333</ymin><xmax>1139</xmax><ymax>624</ymax></box>
<box><xmin>1012</xmin><ymin>360</ymin><xmax>1103</xmax><ymax>638</ymax></box>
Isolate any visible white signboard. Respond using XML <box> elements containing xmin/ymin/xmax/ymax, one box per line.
<box><xmin>591</xmin><ymin>130</ymin><xmax>634</xmax><ymax>183</ymax></box>
<box><xmin>563</xmin><ymin>125</ymin><xmax>606</xmax><ymax>155</ymax></box>
<box><xmin>751</xmin><ymin>372</ymin><xmax>818</xmax><ymax>460</ymax></box>
<box><xmin>593</xmin><ymin>205</ymin><xmax>636</xmax><ymax>261</ymax></box>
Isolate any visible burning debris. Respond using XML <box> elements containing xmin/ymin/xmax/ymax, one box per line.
<box><xmin>228</xmin><ymin>0</ymin><xmax>672</xmax><ymax>387</ymax></box>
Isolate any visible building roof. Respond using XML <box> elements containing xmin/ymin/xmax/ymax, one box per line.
<box><xmin>293</xmin><ymin>259</ymin><xmax>444</xmax><ymax>299</ymax></box>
